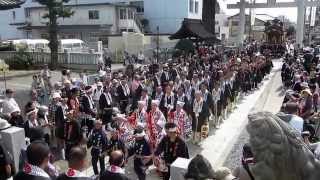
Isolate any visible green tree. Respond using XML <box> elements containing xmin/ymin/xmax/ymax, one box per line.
<box><xmin>36</xmin><ymin>0</ymin><xmax>74</xmax><ymax>69</ymax></box>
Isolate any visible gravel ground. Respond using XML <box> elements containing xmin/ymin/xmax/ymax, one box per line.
<box><xmin>223</xmin><ymin>60</ymin><xmax>284</xmax><ymax>170</ymax></box>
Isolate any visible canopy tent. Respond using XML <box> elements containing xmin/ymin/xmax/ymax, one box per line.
<box><xmin>0</xmin><ymin>0</ymin><xmax>25</xmax><ymax>10</ymax></box>
<box><xmin>170</xmin><ymin>18</ymin><xmax>220</xmax><ymax>43</ymax></box>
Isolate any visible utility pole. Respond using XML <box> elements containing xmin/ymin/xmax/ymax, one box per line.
<box><xmin>156</xmin><ymin>26</ymin><xmax>159</xmax><ymax>64</ymax></box>
<box><xmin>249</xmin><ymin>1</ymin><xmax>252</xmax><ymax>43</ymax></box>
<box><xmin>308</xmin><ymin>1</ymin><xmax>313</xmax><ymax>46</ymax></box>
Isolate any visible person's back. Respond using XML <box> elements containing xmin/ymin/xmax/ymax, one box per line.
<box><xmin>100</xmin><ymin>150</ymin><xmax>131</xmax><ymax>180</ymax></box>
<box><xmin>14</xmin><ymin>171</ymin><xmax>51</xmax><ymax>180</ymax></box>
<box><xmin>56</xmin><ymin>146</ymin><xmax>91</xmax><ymax>180</ymax></box>
<box><xmin>14</xmin><ymin>141</ymin><xmax>51</xmax><ymax>180</ymax></box>
<box><xmin>56</xmin><ymin>173</ymin><xmax>91</xmax><ymax>180</ymax></box>
<box><xmin>100</xmin><ymin>170</ymin><xmax>130</xmax><ymax>180</ymax></box>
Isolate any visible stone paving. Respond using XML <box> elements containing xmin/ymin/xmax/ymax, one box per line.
<box><xmin>2</xmin><ymin>60</ymin><xmax>284</xmax><ymax>179</ymax></box>
<box><xmin>71</xmin><ymin>60</ymin><xmax>284</xmax><ymax>179</ymax></box>
<box><xmin>223</xmin><ymin>59</ymin><xmax>284</xmax><ymax>170</ymax></box>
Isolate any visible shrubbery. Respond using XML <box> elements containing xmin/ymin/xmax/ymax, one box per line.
<box><xmin>173</xmin><ymin>39</ymin><xmax>195</xmax><ymax>58</ymax></box>
<box><xmin>5</xmin><ymin>49</ymin><xmax>34</xmax><ymax>70</ymax></box>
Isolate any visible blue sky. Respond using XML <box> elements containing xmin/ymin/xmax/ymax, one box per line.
<box><xmin>223</xmin><ymin>0</ymin><xmax>298</xmax><ymax>22</ymax></box>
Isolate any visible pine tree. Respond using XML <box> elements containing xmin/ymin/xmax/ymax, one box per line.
<box><xmin>36</xmin><ymin>0</ymin><xmax>74</xmax><ymax>69</ymax></box>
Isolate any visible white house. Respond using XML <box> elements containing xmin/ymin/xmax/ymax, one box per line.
<box><xmin>0</xmin><ymin>0</ymin><xmax>228</xmax><ymax>42</ymax></box>
<box><xmin>23</xmin><ymin>3</ymin><xmax>142</xmax><ymax>42</ymax></box>
<box><xmin>215</xmin><ymin>0</ymin><xmax>229</xmax><ymax>43</ymax></box>
<box><xmin>0</xmin><ymin>0</ymin><xmax>143</xmax><ymax>41</ymax></box>
<box><xmin>215</xmin><ymin>14</ymin><xmax>229</xmax><ymax>42</ymax></box>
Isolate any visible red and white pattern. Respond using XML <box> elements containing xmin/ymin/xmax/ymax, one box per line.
<box><xmin>169</xmin><ymin>110</ymin><xmax>192</xmax><ymax>139</ymax></box>
<box><xmin>23</xmin><ymin>163</ymin><xmax>50</xmax><ymax>178</ymax></box>
<box><xmin>65</xmin><ymin>168</ymin><xmax>88</xmax><ymax>178</ymax></box>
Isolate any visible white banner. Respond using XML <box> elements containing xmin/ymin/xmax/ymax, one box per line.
<box><xmin>311</xmin><ymin>7</ymin><xmax>317</xmax><ymax>27</ymax></box>
<box><xmin>250</xmin><ymin>0</ymin><xmax>256</xmax><ymax>26</ymax></box>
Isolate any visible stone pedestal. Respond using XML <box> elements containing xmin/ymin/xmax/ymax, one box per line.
<box><xmin>0</xmin><ymin>127</ymin><xmax>26</xmax><ymax>171</ymax></box>
<box><xmin>170</xmin><ymin>158</ymin><xmax>191</xmax><ymax>180</ymax></box>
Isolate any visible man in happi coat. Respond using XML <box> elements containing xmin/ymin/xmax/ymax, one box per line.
<box><xmin>152</xmin><ymin>86</ymin><xmax>163</xmax><ymax>101</ymax></box>
<box><xmin>64</xmin><ymin>111</ymin><xmax>83</xmax><ymax>160</ymax></box>
<box><xmin>154</xmin><ymin>123</ymin><xmax>189</xmax><ymax>180</ymax></box>
<box><xmin>176</xmin><ymin>86</ymin><xmax>190</xmax><ymax>114</ymax></box>
<box><xmin>128</xmin><ymin>127</ymin><xmax>153</xmax><ymax>180</ymax></box>
<box><xmin>147</xmin><ymin>100</ymin><xmax>166</xmax><ymax>150</ymax></box>
<box><xmin>160</xmin><ymin>85</ymin><xmax>177</xmax><ymax>119</ymax></box>
<box><xmin>80</xmin><ymin>86</ymin><xmax>96</xmax><ymax>136</ymax></box>
<box><xmin>106</xmin><ymin>126</ymin><xmax>127</xmax><ymax>158</ymax></box>
<box><xmin>127</xmin><ymin>101</ymin><xmax>148</xmax><ymax>128</ymax></box>
<box><xmin>169</xmin><ymin>101</ymin><xmax>192</xmax><ymax>140</ymax></box>
<box><xmin>99</xmin><ymin>85</ymin><xmax>113</xmax><ymax>130</ymax></box>
<box><xmin>116</xmin><ymin>76</ymin><xmax>131</xmax><ymax>114</ymax></box>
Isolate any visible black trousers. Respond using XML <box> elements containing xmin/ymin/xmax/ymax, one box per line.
<box><xmin>65</xmin><ymin>142</ymin><xmax>77</xmax><ymax>161</ymax></box>
<box><xmin>162</xmin><ymin>166</ymin><xmax>170</xmax><ymax>180</ymax></box>
<box><xmin>134</xmin><ymin>159</ymin><xmax>151</xmax><ymax>180</ymax></box>
<box><xmin>81</xmin><ymin>118</ymin><xmax>94</xmax><ymax>137</ymax></box>
<box><xmin>92</xmin><ymin>155</ymin><xmax>105</xmax><ymax>175</ymax></box>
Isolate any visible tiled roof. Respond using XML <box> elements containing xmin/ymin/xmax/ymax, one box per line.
<box><xmin>0</xmin><ymin>0</ymin><xmax>25</xmax><ymax>10</ymax></box>
<box><xmin>170</xmin><ymin>18</ymin><xmax>220</xmax><ymax>42</ymax></box>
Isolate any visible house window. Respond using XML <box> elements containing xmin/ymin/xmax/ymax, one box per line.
<box><xmin>215</xmin><ymin>21</ymin><xmax>219</xmax><ymax>25</ymax></box>
<box><xmin>195</xmin><ymin>1</ymin><xmax>199</xmax><ymax>13</ymax></box>
<box><xmin>130</xmin><ymin>1</ymin><xmax>144</xmax><ymax>13</ymax></box>
<box><xmin>120</xmin><ymin>9</ymin><xmax>127</xmax><ymax>19</ymax></box>
<box><xmin>12</xmin><ymin>11</ymin><xmax>16</xmax><ymax>20</ymax></box>
<box><xmin>128</xmin><ymin>9</ymin><xmax>134</xmax><ymax>19</ymax></box>
<box><xmin>89</xmin><ymin>10</ymin><xmax>99</xmax><ymax>20</ymax></box>
<box><xmin>189</xmin><ymin>0</ymin><xmax>194</xmax><ymax>13</ymax></box>
<box><xmin>41</xmin><ymin>33</ymin><xmax>49</xmax><ymax>39</ymax></box>
<box><xmin>25</xmin><ymin>8</ymin><xmax>31</xmax><ymax>18</ymax></box>
<box><xmin>68</xmin><ymin>34</ymin><xmax>76</xmax><ymax>39</ymax></box>
<box><xmin>232</xmin><ymin>21</ymin><xmax>239</xmax><ymax>26</ymax></box>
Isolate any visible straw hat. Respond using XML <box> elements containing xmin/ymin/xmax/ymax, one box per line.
<box><xmin>301</xmin><ymin>89</ymin><xmax>312</xmax><ymax>96</ymax></box>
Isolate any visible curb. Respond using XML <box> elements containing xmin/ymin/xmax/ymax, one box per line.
<box><xmin>200</xmin><ymin>60</ymin><xmax>282</xmax><ymax>169</ymax></box>
<box><xmin>0</xmin><ymin>71</ymin><xmax>40</xmax><ymax>80</ymax></box>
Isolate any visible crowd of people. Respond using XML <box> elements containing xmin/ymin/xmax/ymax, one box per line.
<box><xmin>0</xmin><ymin>44</ymin><xmax>273</xmax><ymax>180</ymax></box>
<box><xmin>280</xmin><ymin>47</ymin><xmax>320</xmax><ymax>146</ymax></box>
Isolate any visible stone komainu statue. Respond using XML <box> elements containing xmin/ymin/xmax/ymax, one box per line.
<box><xmin>247</xmin><ymin>111</ymin><xmax>320</xmax><ymax>180</ymax></box>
